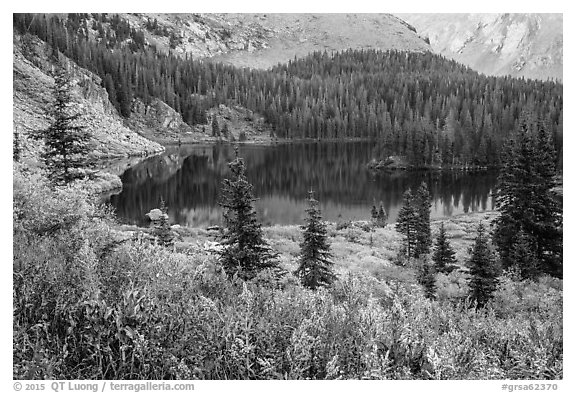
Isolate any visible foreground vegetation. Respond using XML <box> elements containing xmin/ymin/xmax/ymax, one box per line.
<box><xmin>13</xmin><ymin>165</ymin><xmax>562</xmax><ymax>380</ymax></box>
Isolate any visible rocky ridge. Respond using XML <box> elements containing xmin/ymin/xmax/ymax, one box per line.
<box><xmin>121</xmin><ymin>13</ymin><xmax>431</xmax><ymax>69</ymax></box>
<box><xmin>396</xmin><ymin>13</ymin><xmax>563</xmax><ymax>81</ymax></box>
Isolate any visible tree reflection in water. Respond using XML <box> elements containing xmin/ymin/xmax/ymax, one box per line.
<box><xmin>107</xmin><ymin>141</ymin><xmax>498</xmax><ymax>227</ymax></box>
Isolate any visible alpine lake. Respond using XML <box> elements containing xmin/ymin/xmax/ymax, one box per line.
<box><xmin>104</xmin><ymin>141</ymin><xmax>499</xmax><ymax>228</ymax></box>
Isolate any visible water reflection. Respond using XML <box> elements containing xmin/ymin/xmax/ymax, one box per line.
<box><xmin>106</xmin><ymin>141</ymin><xmax>498</xmax><ymax>227</ymax></box>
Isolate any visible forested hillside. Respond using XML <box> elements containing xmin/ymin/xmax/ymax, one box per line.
<box><xmin>14</xmin><ymin>13</ymin><xmax>562</xmax><ymax>168</ymax></box>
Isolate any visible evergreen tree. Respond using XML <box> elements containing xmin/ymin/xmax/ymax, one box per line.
<box><xmin>36</xmin><ymin>66</ymin><xmax>92</xmax><ymax>185</ymax></box>
<box><xmin>154</xmin><ymin>198</ymin><xmax>175</xmax><ymax>248</ymax></box>
<box><xmin>416</xmin><ymin>257</ymin><xmax>436</xmax><ymax>299</ymax></box>
<box><xmin>510</xmin><ymin>228</ymin><xmax>540</xmax><ymax>280</ymax></box>
<box><xmin>414</xmin><ymin>181</ymin><xmax>432</xmax><ymax>258</ymax></box>
<box><xmin>396</xmin><ymin>189</ymin><xmax>418</xmax><ymax>258</ymax></box>
<box><xmin>211</xmin><ymin>116</ymin><xmax>220</xmax><ymax>137</ymax></box>
<box><xmin>493</xmin><ymin>111</ymin><xmax>562</xmax><ymax>278</ymax></box>
<box><xmin>102</xmin><ymin>73</ymin><xmax>118</xmax><ymax>108</ymax></box>
<box><xmin>467</xmin><ymin>223</ymin><xmax>500</xmax><ymax>308</ymax></box>
<box><xmin>218</xmin><ymin>151</ymin><xmax>279</xmax><ymax>280</ymax></box>
<box><xmin>377</xmin><ymin>203</ymin><xmax>388</xmax><ymax>228</ymax></box>
<box><xmin>432</xmin><ymin>222</ymin><xmax>458</xmax><ymax>274</ymax></box>
<box><xmin>116</xmin><ymin>72</ymin><xmax>132</xmax><ymax>117</ymax></box>
<box><xmin>371</xmin><ymin>205</ymin><xmax>378</xmax><ymax>221</ymax></box>
<box><xmin>222</xmin><ymin>122</ymin><xmax>230</xmax><ymax>138</ymax></box>
<box><xmin>295</xmin><ymin>191</ymin><xmax>336</xmax><ymax>290</ymax></box>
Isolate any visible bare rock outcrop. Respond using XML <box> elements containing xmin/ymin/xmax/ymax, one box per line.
<box><xmin>128</xmin><ymin>98</ymin><xmax>193</xmax><ymax>141</ymax></box>
<box><xmin>396</xmin><ymin>13</ymin><xmax>563</xmax><ymax>81</ymax></box>
<box><xmin>121</xmin><ymin>13</ymin><xmax>431</xmax><ymax>69</ymax></box>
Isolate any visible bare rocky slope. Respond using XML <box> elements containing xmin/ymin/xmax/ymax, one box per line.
<box><xmin>122</xmin><ymin>13</ymin><xmax>431</xmax><ymax>69</ymax></box>
<box><xmin>396</xmin><ymin>13</ymin><xmax>562</xmax><ymax>81</ymax></box>
<box><xmin>127</xmin><ymin>98</ymin><xmax>274</xmax><ymax>144</ymax></box>
<box><xmin>13</xmin><ymin>34</ymin><xmax>164</xmax><ymax>163</ymax></box>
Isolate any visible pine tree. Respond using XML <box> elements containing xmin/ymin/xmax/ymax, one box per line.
<box><xmin>154</xmin><ymin>198</ymin><xmax>175</xmax><ymax>248</ymax></box>
<box><xmin>493</xmin><ymin>111</ymin><xmax>562</xmax><ymax>278</ymax></box>
<box><xmin>218</xmin><ymin>150</ymin><xmax>279</xmax><ymax>280</ymax></box>
<box><xmin>416</xmin><ymin>257</ymin><xmax>436</xmax><ymax>299</ymax></box>
<box><xmin>432</xmin><ymin>222</ymin><xmax>458</xmax><ymax>274</ymax></box>
<box><xmin>396</xmin><ymin>189</ymin><xmax>418</xmax><ymax>258</ymax></box>
<box><xmin>36</xmin><ymin>66</ymin><xmax>92</xmax><ymax>185</ymax></box>
<box><xmin>467</xmin><ymin>223</ymin><xmax>500</xmax><ymax>308</ymax></box>
<box><xmin>295</xmin><ymin>191</ymin><xmax>336</xmax><ymax>290</ymax></box>
<box><xmin>414</xmin><ymin>181</ymin><xmax>432</xmax><ymax>258</ymax></box>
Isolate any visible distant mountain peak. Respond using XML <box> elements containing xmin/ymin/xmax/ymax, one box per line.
<box><xmin>122</xmin><ymin>13</ymin><xmax>431</xmax><ymax>69</ymax></box>
<box><xmin>396</xmin><ymin>13</ymin><xmax>562</xmax><ymax>81</ymax></box>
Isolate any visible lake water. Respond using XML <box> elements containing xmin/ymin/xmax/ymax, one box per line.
<box><xmin>106</xmin><ymin>141</ymin><xmax>499</xmax><ymax>227</ymax></box>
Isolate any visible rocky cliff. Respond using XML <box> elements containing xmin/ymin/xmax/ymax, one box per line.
<box><xmin>122</xmin><ymin>13</ymin><xmax>431</xmax><ymax>69</ymax></box>
<box><xmin>128</xmin><ymin>98</ymin><xmax>194</xmax><ymax>141</ymax></box>
<box><xmin>13</xmin><ymin>33</ymin><xmax>164</xmax><ymax>164</ymax></box>
<box><xmin>396</xmin><ymin>13</ymin><xmax>562</xmax><ymax>81</ymax></box>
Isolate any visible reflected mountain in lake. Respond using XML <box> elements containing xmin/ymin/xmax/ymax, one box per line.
<box><xmin>106</xmin><ymin>141</ymin><xmax>498</xmax><ymax>227</ymax></box>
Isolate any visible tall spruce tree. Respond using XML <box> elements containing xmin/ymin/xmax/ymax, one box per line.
<box><xmin>432</xmin><ymin>222</ymin><xmax>458</xmax><ymax>274</ymax></box>
<box><xmin>467</xmin><ymin>223</ymin><xmax>500</xmax><ymax>308</ymax></box>
<box><xmin>295</xmin><ymin>191</ymin><xmax>336</xmax><ymax>290</ymax></box>
<box><xmin>37</xmin><ymin>65</ymin><xmax>92</xmax><ymax>185</ymax></box>
<box><xmin>396</xmin><ymin>189</ymin><xmax>418</xmax><ymax>258</ymax></box>
<box><xmin>493</xmin><ymin>111</ymin><xmax>562</xmax><ymax>278</ymax></box>
<box><xmin>414</xmin><ymin>182</ymin><xmax>432</xmax><ymax>257</ymax></box>
<box><xmin>218</xmin><ymin>151</ymin><xmax>279</xmax><ymax>280</ymax></box>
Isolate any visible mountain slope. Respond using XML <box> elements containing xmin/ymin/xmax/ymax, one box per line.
<box><xmin>396</xmin><ymin>13</ymin><xmax>562</xmax><ymax>81</ymax></box>
<box><xmin>13</xmin><ymin>33</ymin><xmax>164</xmax><ymax>162</ymax></box>
<box><xmin>122</xmin><ymin>13</ymin><xmax>431</xmax><ymax>69</ymax></box>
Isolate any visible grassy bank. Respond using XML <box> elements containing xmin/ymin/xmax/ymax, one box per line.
<box><xmin>119</xmin><ymin>211</ymin><xmax>499</xmax><ymax>284</ymax></box>
<box><xmin>13</xmin><ymin>166</ymin><xmax>562</xmax><ymax>380</ymax></box>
